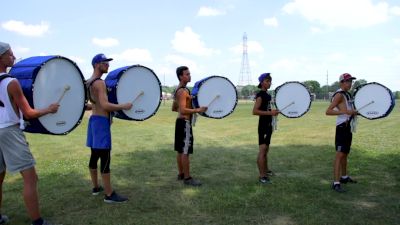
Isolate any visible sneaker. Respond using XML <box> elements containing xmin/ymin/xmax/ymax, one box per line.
<box><xmin>0</xmin><ymin>215</ymin><xmax>9</xmax><ymax>224</ymax></box>
<box><xmin>183</xmin><ymin>177</ymin><xmax>202</xmax><ymax>186</ymax></box>
<box><xmin>259</xmin><ymin>176</ymin><xmax>271</xmax><ymax>184</ymax></box>
<box><xmin>340</xmin><ymin>176</ymin><xmax>357</xmax><ymax>184</ymax></box>
<box><xmin>332</xmin><ymin>183</ymin><xmax>346</xmax><ymax>193</ymax></box>
<box><xmin>31</xmin><ymin>219</ymin><xmax>53</xmax><ymax>225</ymax></box>
<box><xmin>177</xmin><ymin>173</ymin><xmax>184</xmax><ymax>181</ymax></box>
<box><xmin>92</xmin><ymin>186</ymin><xmax>104</xmax><ymax>196</ymax></box>
<box><xmin>104</xmin><ymin>191</ymin><xmax>128</xmax><ymax>203</ymax></box>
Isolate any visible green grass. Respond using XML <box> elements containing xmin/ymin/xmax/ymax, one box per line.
<box><xmin>3</xmin><ymin>101</ymin><xmax>400</xmax><ymax>225</ymax></box>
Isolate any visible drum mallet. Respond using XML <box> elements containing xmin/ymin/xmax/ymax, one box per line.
<box><xmin>132</xmin><ymin>91</ymin><xmax>144</xmax><ymax>104</ymax></box>
<box><xmin>56</xmin><ymin>85</ymin><xmax>71</xmax><ymax>104</ymax></box>
<box><xmin>207</xmin><ymin>94</ymin><xmax>220</xmax><ymax>107</ymax></box>
<box><xmin>280</xmin><ymin>101</ymin><xmax>295</xmax><ymax>111</ymax></box>
<box><xmin>357</xmin><ymin>100</ymin><xmax>374</xmax><ymax>111</ymax></box>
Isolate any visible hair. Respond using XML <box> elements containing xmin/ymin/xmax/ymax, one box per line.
<box><xmin>176</xmin><ymin>66</ymin><xmax>189</xmax><ymax>81</ymax></box>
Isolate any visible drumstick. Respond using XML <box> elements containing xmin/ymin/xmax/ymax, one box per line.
<box><xmin>132</xmin><ymin>91</ymin><xmax>144</xmax><ymax>104</ymax></box>
<box><xmin>56</xmin><ymin>85</ymin><xmax>71</xmax><ymax>104</ymax></box>
<box><xmin>280</xmin><ymin>101</ymin><xmax>295</xmax><ymax>111</ymax></box>
<box><xmin>357</xmin><ymin>100</ymin><xmax>374</xmax><ymax>111</ymax></box>
<box><xmin>207</xmin><ymin>95</ymin><xmax>220</xmax><ymax>107</ymax></box>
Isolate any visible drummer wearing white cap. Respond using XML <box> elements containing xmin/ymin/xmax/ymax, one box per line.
<box><xmin>0</xmin><ymin>42</ymin><xmax>59</xmax><ymax>225</ymax></box>
<box><xmin>326</xmin><ymin>73</ymin><xmax>358</xmax><ymax>193</ymax></box>
<box><xmin>253</xmin><ymin>73</ymin><xmax>279</xmax><ymax>184</ymax></box>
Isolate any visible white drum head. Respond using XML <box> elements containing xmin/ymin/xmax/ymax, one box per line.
<box><xmin>354</xmin><ymin>83</ymin><xmax>394</xmax><ymax>119</ymax></box>
<box><xmin>116</xmin><ymin>66</ymin><xmax>161</xmax><ymax>120</ymax></box>
<box><xmin>195</xmin><ymin>76</ymin><xmax>237</xmax><ymax>118</ymax></box>
<box><xmin>275</xmin><ymin>82</ymin><xmax>311</xmax><ymax>118</ymax></box>
<box><xmin>33</xmin><ymin>58</ymin><xmax>86</xmax><ymax>134</ymax></box>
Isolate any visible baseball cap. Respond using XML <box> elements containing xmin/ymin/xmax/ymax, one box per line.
<box><xmin>257</xmin><ymin>73</ymin><xmax>271</xmax><ymax>88</ymax></box>
<box><xmin>339</xmin><ymin>73</ymin><xmax>356</xmax><ymax>82</ymax></box>
<box><xmin>0</xmin><ymin>42</ymin><xmax>11</xmax><ymax>56</ymax></box>
<box><xmin>92</xmin><ymin>53</ymin><xmax>113</xmax><ymax>66</ymax></box>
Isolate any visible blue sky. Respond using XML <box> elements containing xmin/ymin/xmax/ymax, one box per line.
<box><xmin>1</xmin><ymin>0</ymin><xmax>400</xmax><ymax>91</ymax></box>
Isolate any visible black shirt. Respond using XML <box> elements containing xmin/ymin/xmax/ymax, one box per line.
<box><xmin>255</xmin><ymin>90</ymin><xmax>272</xmax><ymax>126</ymax></box>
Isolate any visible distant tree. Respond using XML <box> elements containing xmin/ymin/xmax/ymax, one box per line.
<box><xmin>353</xmin><ymin>79</ymin><xmax>367</xmax><ymax>89</ymax></box>
<box><xmin>329</xmin><ymin>81</ymin><xmax>340</xmax><ymax>92</ymax></box>
<box><xmin>240</xmin><ymin>85</ymin><xmax>258</xmax><ymax>98</ymax></box>
<box><xmin>395</xmin><ymin>91</ymin><xmax>400</xmax><ymax>99</ymax></box>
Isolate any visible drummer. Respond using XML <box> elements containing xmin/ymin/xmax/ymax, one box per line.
<box><xmin>172</xmin><ymin>66</ymin><xmax>207</xmax><ymax>186</ymax></box>
<box><xmin>252</xmin><ymin>73</ymin><xmax>279</xmax><ymax>184</ymax></box>
<box><xmin>86</xmin><ymin>53</ymin><xmax>132</xmax><ymax>203</ymax></box>
<box><xmin>326</xmin><ymin>73</ymin><xmax>358</xmax><ymax>193</ymax></box>
<box><xmin>0</xmin><ymin>42</ymin><xmax>59</xmax><ymax>225</ymax></box>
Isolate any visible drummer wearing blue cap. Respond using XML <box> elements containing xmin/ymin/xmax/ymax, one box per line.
<box><xmin>252</xmin><ymin>73</ymin><xmax>279</xmax><ymax>184</ymax></box>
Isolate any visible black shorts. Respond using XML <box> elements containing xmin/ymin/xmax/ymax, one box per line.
<box><xmin>174</xmin><ymin>118</ymin><xmax>193</xmax><ymax>154</ymax></box>
<box><xmin>335</xmin><ymin>122</ymin><xmax>352</xmax><ymax>154</ymax></box>
<box><xmin>258</xmin><ymin>125</ymin><xmax>273</xmax><ymax>146</ymax></box>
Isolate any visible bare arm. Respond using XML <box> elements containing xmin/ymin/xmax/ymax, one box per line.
<box><xmin>8</xmin><ymin>80</ymin><xmax>59</xmax><ymax>119</ymax></box>
<box><xmin>326</xmin><ymin>94</ymin><xmax>356</xmax><ymax>116</ymax></box>
<box><xmin>252</xmin><ymin>97</ymin><xmax>279</xmax><ymax>116</ymax></box>
<box><xmin>177</xmin><ymin>89</ymin><xmax>207</xmax><ymax>114</ymax></box>
<box><xmin>92</xmin><ymin>80</ymin><xmax>132</xmax><ymax>112</ymax></box>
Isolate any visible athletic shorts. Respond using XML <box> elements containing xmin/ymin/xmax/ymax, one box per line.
<box><xmin>0</xmin><ymin>125</ymin><xmax>36</xmax><ymax>173</ymax></box>
<box><xmin>174</xmin><ymin>118</ymin><xmax>193</xmax><ymax>154</ymax></box>
<box><xmin>258</xmin><ymin>125</ymin><xmax>273</xmax><ymax>146</ymax></box>
<box><xmin>87</xmin><ymin>115</ymin><xmax>111</xmax><ymax>149</ymax></box>
<box><xmin>335</xmin><ymin>122</ymin><xmax>352</xmax><ymax>154</ymax></box>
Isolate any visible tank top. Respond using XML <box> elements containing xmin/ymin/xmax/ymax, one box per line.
<box><xmin>332</xmin><ymin>88</ymin><xmax>353</xmax><ymax>125</ymax></box>
<box><xmin>0</xmin><ymin>73</ymin><xmax>24</xmax><ymax>129</ymax></box>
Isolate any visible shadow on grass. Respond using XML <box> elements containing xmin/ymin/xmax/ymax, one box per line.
<box><xmin>2</xmin><ymin>144</ymin><xmax>399</xmax><ymax>225</ymax></box>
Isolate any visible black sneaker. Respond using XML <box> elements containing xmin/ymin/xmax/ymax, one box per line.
<box><xmin>332</xmin><ymin>183</ymin><xmax>346</xmax><ymax>193</ymax></box>
<box><xmin>0</xmin><ymin>215</ymin><xmax>9</xmax><ymax>224</ymax></box>
<box><xmin>30</xmin><ymin>219</ymin><xmax>53</xmax><ymax>225</ymax></box>
<box><xmin>104</xmin><ymin>191</ymin><xmax>128</xmax><ymax>203</ymax></box>
<box><xmin>177</xmin><ymin>173</ymin><xmax>184</xmax><ymax>181</ymax></box>
<box><xmin>259</xmin><ymin>176</ymin><xmax>271</xmax><ymax>184</ymax></box>
<box><xmin>183</xmin><ymin>177</ymin><xmax>202</xmax><ymax>186</ymax></box>
<box><xmin>92</xmin><ymin>186</ymin><xmax>104</xmax><ymax>196</ymax></box>
<box><xmin>340</xmin><ymin>176</ymin><xmax>357</xmax><ymax>184</ymax></box>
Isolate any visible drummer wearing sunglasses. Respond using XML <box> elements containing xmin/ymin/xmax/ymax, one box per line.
<box><xmin>253</xmin><ymin>73</ymin><xmax>279</xmax><ymax>184</ymax></box>
<box><xmin>326</xmin><ymin>73</ymin><xmax>358</xmax><ymax>193</ymax></box>
<box><xmin>173</xmin><ymin>66</ymin><xmax>207</xmax><ymax>186</ymax></box>
<box><xmin>0</xmin><ymin>42</ymin><xmax>59</xmax><ymax>225</ymax></box>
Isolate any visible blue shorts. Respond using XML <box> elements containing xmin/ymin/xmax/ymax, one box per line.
<box><xmin>86</xmin><ymin>115</ymin><xmax>111</xmax><ymax>150</ymax></box>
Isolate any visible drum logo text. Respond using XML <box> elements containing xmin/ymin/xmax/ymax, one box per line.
<box><xmin>366</xmin><ymin>111</ymin><xmax>379</xmax><ymax>115</ymax></box>
<box><xmin>134</xmin><ymin>109</ymin><xmax>145</xmax><ymax>114</ymax></box>
<box><xmin>288</xmin><ymin>111</ymin><xmax>298</xmax><ymax>115</ymax></box>
<box><xmin>56</xmin><ymin>121</ymin><xmax>66</xmax><ymax>126</ymax></box>
<box><xmin>212</xmin><ymin>109</ymin><xmax>224</xmax><ymax>114</ymax></box>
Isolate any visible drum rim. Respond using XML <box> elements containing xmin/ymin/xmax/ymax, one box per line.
<box><xmin>192</xmin><ymin>75</ymin><xmax>238</xmax><ymax>119</ymax></box>
<box><xmin>274</xmin><ymin>81</ymin><xmax>312</xmax><ymax>118</ymax></box>
<box><xmin>106</xmin><ymin>64</ymin><xmax>162</xmax><ymax>121</ymax></box>
<box><xmin>10</xmin><ymin>55</ymin><xmax>87</xmax><ymax>135</ymax></box>
<box><xmin>353</xmin><ymin>82</ymin><xmax>395</xmax><ymax>120</ymax></box>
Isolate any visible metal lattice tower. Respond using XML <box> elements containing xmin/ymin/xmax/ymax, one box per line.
<box><xmin>238</xmin><ymin>32</ymin><xmax>252</xmax><ymax>86</ymax></box>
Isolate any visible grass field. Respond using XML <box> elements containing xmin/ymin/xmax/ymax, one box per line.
<box><xmin>2</xmin><ymin>101</ymin><xmax>400</xmax><ymax>225</ymax></box>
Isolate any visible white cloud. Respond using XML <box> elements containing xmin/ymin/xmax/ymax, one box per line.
<box><xmin>68</xmin><ymin>56</ymin><xmax>85</xmax><ymax>64</ymax></box>
<box><xmin>197</xmin><ymin>6</ymin><xmax>226</xmax><ymax>16</ymax></box>
<box><xmin>390</xmin><ymin>6</ymin><xmax>400</xmax><ymax>16</ymax></box>
<box><xmin>92</xmin><ymin>37</ymin><xmax>119</xmax><ymax>47</ymax></box>
<box><xmin>110</xmin><ymin>48</ymin><xmax>153</xmax><ymax>63</ymax></box>
<box><xmin>1</xmin><ymin>20</ymin><xmax>49</xmax><ymax>37</ymax></box>
<box><xmin>393</xmin><ymin>38</ymin><xmax>400</xmax><ymax>45</ymax></box>
<box><xmin>171</xmin><ymin>27</ymin><xmax>220</xmax><ymax>56</ymax></box>
<box><xmin>264</xmin><ymin>17</ymin><xmax>279</xmax><ymax>27</ymax></box>
<box><xmin>327</xmin><ymin>53</ymin><xmax>347</xmax><ymax>61</ymax></box>
<box><xmin>310</xmin><ymin>26</ymin><xmax>323</xmax><ymax>34</ymax></box>
<box><xmin>282</xmin><ymin>0</ymin><xmax>389</xmax><ymax>28</ymax></box>
<box><xmin>366</xmin><ymin>56</ymin><xmax>384</xmax><ymax>63</ymax></box>
<box><xmin>230</xmin><ymin>41</ymin><xmax>264</xmax><ymax>54</ymax></box>
<box><xmin>164</xmin><ymin>54</ymin><xmax>198</xmax><ymax>71</ymax></box>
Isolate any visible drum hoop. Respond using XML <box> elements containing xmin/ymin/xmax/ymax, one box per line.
<box><xmin>109</xmin><ymin>64</ymin><xmax>162</xmax><ymax>121</ymax></box>
<box><xmin>193</xmin><ymin>75</ymin><xmax>238</xmax><ymax>119</ymax></box>
<box><xmin>353</xmin><ymin>82</ymin><xmax>395</xmax><ymax>120</ymax></box>
<box><xmin>10</xmin><ymin>55</ymin><xmax>87</xmax><ymax>135</ymax></box>
<box><xmin>274</xmin><ymin>81</ymin><xmax>312</xmax><ymax>118</ymax></box>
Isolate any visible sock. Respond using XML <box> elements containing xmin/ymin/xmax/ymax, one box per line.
<box><xmin>32</xmin><ymin>217</ymin><xmax>44</xmax><ymax>225</ymax></box>
<box><xmin>333</xmin><ymin>181</ymin><xmax>340</xmax><ymax>185</ymax></box>
<box><xmin>341</xmin><ymin>175</ymin><xmax>349</xmax><ymax>179</ymax></box>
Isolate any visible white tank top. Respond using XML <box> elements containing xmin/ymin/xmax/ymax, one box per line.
<box><xmin>0</xmin><ymin>73</ymin><xmax>24</xmax><ymax>129</ymax></box>
<box><xmin>334</xmin><ymin>88</ymin><xmax>353</xmax><ymax>125</ymax></box>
